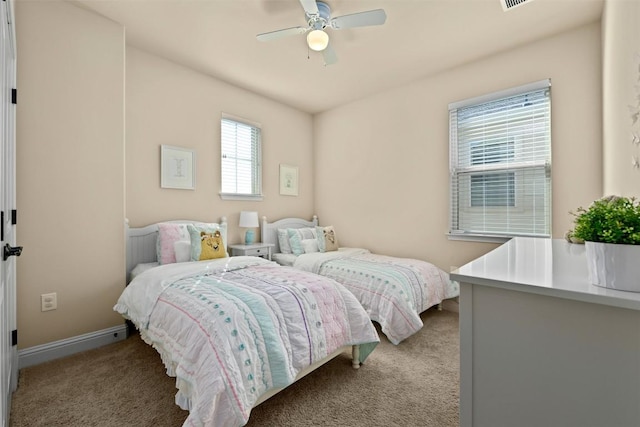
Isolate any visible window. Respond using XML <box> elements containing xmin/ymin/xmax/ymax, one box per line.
<box><xmin>220</xmin><ymin>114</ymin><xmax>262</xmax><ymax>200</ymax></box>
<box><xmin>469</xmin><ymin>139</ymin><xmax>515</xmax><ymax>207</ymax></box>
<box><xmin>449</xmin><ymin>79</ymin><xmax>551</xmax><ymax>241</ymax></box>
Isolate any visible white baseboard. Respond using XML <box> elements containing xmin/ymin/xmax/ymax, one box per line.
<box><xmin>18</xmin><ymin>324</ymin><xmax>127</xmax><ymax>369</ymax></box>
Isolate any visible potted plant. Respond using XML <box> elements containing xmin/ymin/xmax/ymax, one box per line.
<box><xmin>570</xmin><ymin>195</ymin><xmax>640</xmax><ymax>292</ymax></box>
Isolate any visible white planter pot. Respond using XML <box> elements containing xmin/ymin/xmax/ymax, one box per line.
<box><xmin>585</xmin><ymin>241</ymin><xmax>640</xmax><ymax>292</ymax></box>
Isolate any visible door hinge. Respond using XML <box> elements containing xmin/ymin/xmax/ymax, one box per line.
<box><xmin>11</xmin><ymin>88</ymin><xmax>16</xmax><ymax>105</ymax></box>
<box><xmin>11</xmin><ymin>209</ymin><xmax>16</xmax><ymax>225</ymax></box>
<box><xmin>11</xmin><ymin>330</ymin><xmax>17</xmax><ymax>346</ymax></box>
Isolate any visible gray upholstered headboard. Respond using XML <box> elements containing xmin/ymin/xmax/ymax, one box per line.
<box><xmin>261</xmin><ymin>215</ymin><xmax>318</xmax><ymax>254</ymax></box>
<box><xmin>125</xmin><ymin>217</ymin><xmax>227</xmax><ymax>282</ymax></box>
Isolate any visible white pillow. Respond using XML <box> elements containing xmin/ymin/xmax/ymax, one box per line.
<box><xmin>301</xmin><ymin>238</ymin><xmax>319</xmax><ymax>253</ymax></box>
<box><xmin>130</xmin><ymin>262</ymin><xmax>159</xmax><ymax>281</ymax></box>
<box><xmin>277</xmin><ymin>229</ymin><xmax>292</xmax><ymax>254</ymax></box>
<box><xmin>287</xmin><ymin>227</ymin><xmax>318</xmax><ymax>256</ymax></box>
<box><xmin>173</xmin><ymin>240</ymin><xmax>191</xmax><ymax>263</ymax></box>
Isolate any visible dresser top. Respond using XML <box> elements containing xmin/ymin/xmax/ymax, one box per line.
<box><xmin>450</xmin><ymin>237</ymin><xmax>640</xmax><ymax>310</ymax></box>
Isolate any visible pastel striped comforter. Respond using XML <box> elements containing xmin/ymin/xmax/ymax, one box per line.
<box><xmin>292</xmin><ymin>248</ymin><xmax>460</xmax><ymax>345</ymax></box>
<box><xmin>114</xmin><ymin>256</ymin><xmax>379</xmax><ymax>427</ymax></box>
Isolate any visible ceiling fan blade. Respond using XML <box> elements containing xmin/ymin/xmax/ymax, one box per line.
<box><xmin>257</xmin><ymin>26</ymin><xmax>309</xmax><ymax>42</ymax></box>
<box><xmin>322</xmin><ymin>43</ymin><xmax>338</xmax><ymax>66</ymax></box>
<box><xmin>299</xmin><ymin>0</ymin><xmax>319</xmax><ymax>16</ymax></box>
<box><xmin>330</xmin><ymin>9</ymin><xmax>387</xmax><ymax>30</ymax></box>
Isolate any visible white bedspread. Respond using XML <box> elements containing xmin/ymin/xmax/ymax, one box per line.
<box><xmin>292</xmin><ymin>248</ymin><xmax>369</xmax><ymax>273</ymax></box>
<box><xmin>114</xmin><ymin>256</ymin><xmax>379</xmax><ymax>427</ymax></box>
<box><xmin>292</xmin><ymin>249</ymin><xmax>459</xmax><ymax>344</ymax></box>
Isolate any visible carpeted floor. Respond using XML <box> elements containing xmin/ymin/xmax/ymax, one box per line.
<box><xmin>9</xmin><ymin>309</ymin><xmax>459</xmax><ymax>427</ymax></box>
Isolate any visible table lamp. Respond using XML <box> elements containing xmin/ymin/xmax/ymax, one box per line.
<box><xmin>239</xmin><ymin>211</ymin><xmax>259</xmax><ymax>244</ymax></box>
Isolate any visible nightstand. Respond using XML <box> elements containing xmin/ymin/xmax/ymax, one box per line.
<box><xmin>228</xmin><ymin>243</ymin><xmax>275</xmax><ymax>261</ymax></box>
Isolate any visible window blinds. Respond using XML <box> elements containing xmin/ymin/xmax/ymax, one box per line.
<box><xmin>221</xmin><ymin>116</ymin><xmax>262</xmax><ymax>197</ymax></box>
<box><xmin>449</xmin><ymin>79</ymin><xmax>551</xmax><ymax>238</ymax></box>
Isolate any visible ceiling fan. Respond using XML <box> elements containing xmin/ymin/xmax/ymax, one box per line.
<box><xmin>256</xmin><ymin>0</ymin><xmax>387</xmax><ymax>66</ymax></box>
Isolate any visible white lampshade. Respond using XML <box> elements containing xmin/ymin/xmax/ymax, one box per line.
<box><xmin>307</xmin><ymin>30</ymin><xmax>329</xmax><ymax>52</ymax></box>
<box><xmin>239</xmin><ymin>211</ymin><xmax>259</xmax><ymax>228</ymax></box>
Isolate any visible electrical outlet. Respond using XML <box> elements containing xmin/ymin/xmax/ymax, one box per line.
<box><xmin>41</xmin><ymin>292</ymin><xmax>57</xmax><ymax>312</ymax></box>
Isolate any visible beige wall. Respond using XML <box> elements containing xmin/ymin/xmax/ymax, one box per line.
<box><xmin>16</xmin><ymin>1</ymin><xmax>125</xmax><ymax>348</ymax></box>
<box><xmin>602</xmin><ymin>0</ymin><xmax>640</xmax><ymax>197</ymax></box>
<box><xmin>314</xmin><ymin>23</ymin><xmax>603</xmax><ymax>271</ymax></box>
<box><xmin>12</xmin><ymin>2</ymin><xmax>609</xmax><ymax>350</ymax></box>
<box><xmin>125</xmin><ymin>47</ymin><xmax>314</xmax><ymax>244</ymax></box>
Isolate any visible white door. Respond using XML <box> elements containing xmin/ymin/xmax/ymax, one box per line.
<box><xmin>0</xmin><ymin>0</ymin><xmax>17</xmax><ymax>426</ymax></box>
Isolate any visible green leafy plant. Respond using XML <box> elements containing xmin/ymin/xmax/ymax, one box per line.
<box><xmin>571</xmin><ymin>196</ymin><xmax>640</xmax><ymax>245</ymax></box>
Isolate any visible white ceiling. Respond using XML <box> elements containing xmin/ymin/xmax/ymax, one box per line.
<box><xmin>73</xmin><ymin>0</ymin><xmax>604</xmax><ymax>114</ymax></box>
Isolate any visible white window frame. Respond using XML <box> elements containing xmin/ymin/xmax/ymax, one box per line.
<box><xmin>219</xmin><ymin>113</ymin><xmax>263</xmax><ymax>201</ymax></box>
<box><xmin>448</xmin><ymin>79</ymin><xmax>552</xmax><ymax>243</ymax></box>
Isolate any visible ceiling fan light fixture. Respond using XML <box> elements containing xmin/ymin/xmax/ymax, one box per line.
<box><xmin>307</xmin><ymin>29</ymin><xmax>329</xmax><ymax>51</ymax></box>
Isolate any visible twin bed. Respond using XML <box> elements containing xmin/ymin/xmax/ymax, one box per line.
<box><xmin>116</xmin><ymin>218</ymin><xmax>379</xmax><ymax>427</ymax></box>
<box><xmin>261</xmin><ymin>216</ymin><xmax>459</xmax><ymax>345</ymax></box>
<box><xmin>115</xmin><ymin>216</ymin><xmax>458</xmax><ymax>426</ymax></box>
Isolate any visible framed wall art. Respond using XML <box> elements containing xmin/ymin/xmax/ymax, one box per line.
<box><xmin>161</xmin><ymin>145</ymin><xmax>196</xmax><ymax>190</ymax></box>
<box><xmin>279</xmin><ymin>164</ymin><xmax>298</xmax><ymax>196</ymax></box>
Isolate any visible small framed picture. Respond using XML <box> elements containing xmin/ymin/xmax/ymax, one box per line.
<box><xmin>279</xmin><ymin>164</ymin><xmax>298</xmax><ymax>196</ymax></box>
<box><xmin>161</xmin><ymin>145</ymin><xmax>196</xmax><ymax>190</ymax></box>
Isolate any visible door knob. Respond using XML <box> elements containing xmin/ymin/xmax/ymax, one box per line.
<box><xmin>3</xmin><ymin>244</ymin><xmax>22</xmax><ymax>261</ymax></box>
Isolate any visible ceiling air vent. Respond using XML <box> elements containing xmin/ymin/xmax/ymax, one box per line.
<box><xmin>500</xmin><ymin>0</ymin><xmax>534</xmax><ymax>11</ymax></box>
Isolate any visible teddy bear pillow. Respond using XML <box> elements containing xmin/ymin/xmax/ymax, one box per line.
<box><xmin>187</xmin><ymin>224</ymin><xmax>228</xmax><ymax>261</ymax></box>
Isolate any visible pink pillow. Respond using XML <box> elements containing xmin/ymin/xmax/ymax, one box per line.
<box><xmin>156</xmin><ymin>223</ymin><xmax>190</xmax><ymax>265</ymax></box>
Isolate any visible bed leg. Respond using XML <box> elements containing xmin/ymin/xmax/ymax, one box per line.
<box><xmin>437</xmin><ymin>303</ymin><xmax>443</xmax><ymax>311</ymax></box>
<box><xmin>351</xmin><ymin>345</ymin><xmax>361</xmax><ymax>369</ymax></box>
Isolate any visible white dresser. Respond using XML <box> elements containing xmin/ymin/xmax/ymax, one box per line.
<box><xmin>451</xmin><ymin>237</ymin><xmax>640</xmax><ymax>427</ymax></box>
